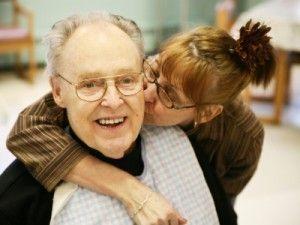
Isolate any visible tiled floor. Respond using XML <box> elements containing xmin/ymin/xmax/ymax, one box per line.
<box><xmin>0</xmin><ymin>67</ymin><xmax>299</xmax><ymax>225</ymax></box>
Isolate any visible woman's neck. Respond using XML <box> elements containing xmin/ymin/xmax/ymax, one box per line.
<box><xmin>179</xmin><ymin>119</ymin><xmax>194</xmax><ymax>131</ymax></box>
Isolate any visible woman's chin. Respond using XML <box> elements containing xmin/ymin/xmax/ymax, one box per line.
<box><xmin>143</xmin><ymin>113</ymin><xmax>156</xmax><ymax>125</ymax></box>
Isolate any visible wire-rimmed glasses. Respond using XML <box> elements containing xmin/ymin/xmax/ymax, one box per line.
<box><xmin>143</xmin><ymin>60</ymin><xmax>195</xmax><ymax>110</ymax></box>
<box><xmin>57</xmin><ymin>72</ymin><xmax>144</xmax><ymax>102</ymax></box>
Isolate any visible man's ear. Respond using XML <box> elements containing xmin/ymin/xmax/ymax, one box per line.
<box><xmin>197</xmin><ymin>104</ymin><xmax>223</xmax><ymax>124</ymax></box>
<box><xmin>49</xmin><ymin>75</ymin><xmax>66</xmax><ymax>108</ymax></box>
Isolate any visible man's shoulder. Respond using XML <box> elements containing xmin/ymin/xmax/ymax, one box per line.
<box><xmin>0</xmin><ymin>160</ymin><xmax>28</xmax><ymax>193</ymax></box>
<box><xmin>0</xmin><ymin>160</ymin><xmax>53</xmax><ymax>225</ymax></box>
<box><xmin>0</xmin><ymin>160</ymin><xmax>53</xmax><ymax>200</ymax></box>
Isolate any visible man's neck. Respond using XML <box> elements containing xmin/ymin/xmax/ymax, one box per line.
<box><xmin>68</xmin><ymin>126</ymin><xmax>144</xmax><ymax>176</ymax></box>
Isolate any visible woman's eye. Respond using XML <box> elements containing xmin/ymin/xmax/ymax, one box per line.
<box><xmin>164</xmin><ymin>86</ymin><xmax>183</xmax><ymax>103</ymax></box>
<box><xmin>164</xmin><ymin>86</ymin><xmax>177</xmax><ymax>97</ymax></box>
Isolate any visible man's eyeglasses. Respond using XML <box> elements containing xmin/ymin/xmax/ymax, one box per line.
<box><xmin>56</xmin><ymin>72</ymin><xmax>144</xmax><ymax>102</ymax></box>
<box><xmin>143</xmin><ymin>60</ymin><xmax>195</xmax><ymax>110</ymax></box>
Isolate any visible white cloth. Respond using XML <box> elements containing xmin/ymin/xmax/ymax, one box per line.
<box><xmin>50</xmin><ymin>125</ymin><xmax>219</xmax><ymax>225</ymax></box>
<box><xmin>231</xmin><ymin>0</ymin><xmax>300</xmax><ymax>51</ymax></box>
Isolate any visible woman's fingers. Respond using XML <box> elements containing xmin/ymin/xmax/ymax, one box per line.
<box><xmin>128</xmin><ymin>192</ymin><xmax>186</xmax><ymax>225</ymax></box>
<box><xmin>178</xmin><ymin>217</ymin><xmax>187</xmax><ymax>225</ymax></box>
<box><xmin>121</xmin><ymin>180</ymin><xmax>186</xmax><ymax>225</ymax></box>
<box><xmin>167</xmin><ymin>212</ymin><xmax>188</xmax><ymax>225</ymax></box>
<box><xmin>168</xmin><ymin>215</ymin><xmax>179</xmax><ymax>225</ymax></box>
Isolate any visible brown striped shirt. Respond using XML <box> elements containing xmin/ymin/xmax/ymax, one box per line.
<box><xmin>6</xmin><ymin>92</ymin><xmax>263</xmax><ymax>197</ymax></box>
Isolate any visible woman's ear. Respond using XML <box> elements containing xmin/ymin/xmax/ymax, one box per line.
<box><xmin>49</xmin><ymin>75</ymin><xmax>66</xmax><ymax>108</ymax></box>
<box><xmin>197</xmin><ymin>104</ymin><xmax>223</xmax><ymax>124</ymax></box>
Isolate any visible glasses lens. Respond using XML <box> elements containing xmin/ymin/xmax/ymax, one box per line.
<box><xmin>143</xmin><ymin>61</ymin><xmax>157</xmax><ymax>83</ymax></box>
<box><xmin>157</xmin><ymin>86</ymin><xmax>173</xmax><ymax>108</ymax></box>
<box><xmin>157</xmin><ymin>84</ymin><xmax>195</xmax><ymax>109</ymax></box>
<box><xmin>116</xmin><ymin>74</ymin><xmax>143</xmax><ymax>96</ymax></box>
<box><xmin>76</xmin><ymin>79</ymin><xmax>105</xmax><ymax>102</ymax></box>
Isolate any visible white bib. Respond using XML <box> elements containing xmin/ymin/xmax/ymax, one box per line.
<box><xmin>51</xmin><ymin>126</ymin><xmax>219</xmax><ymax>225</ymax></box>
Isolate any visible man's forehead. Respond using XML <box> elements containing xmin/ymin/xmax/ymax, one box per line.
<box><xmin>77</xmin><ymin>67</ymin><xmax>141</xmax><ymax>80</ymax></box>
<box><xmin>69</xmin><ymin>22</ymin><xmax>130</xmax><ymax>45</ymax></box>
<box><xmin>62</xmin><ymin>22</ymin><xmax>140</xmax><ymax>59</ymax></box>
<box><xmin>58</xmin><ymin>21</ymin><xmax>142</xmax><ymax>81</ymax></box>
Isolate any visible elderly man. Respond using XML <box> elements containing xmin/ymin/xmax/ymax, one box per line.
<box><xmin>0</xmin><ymin>12</ymin><xmax>236</xmax><ymax>225</ymax></box>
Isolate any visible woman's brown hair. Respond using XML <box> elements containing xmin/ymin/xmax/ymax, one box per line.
<box><xmin>159</xmin><ymin>20</ymin><xmax>276</xmax><ymax>123</ymax></box>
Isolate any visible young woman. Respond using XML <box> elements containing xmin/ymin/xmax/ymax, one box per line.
<box><xmin>6</xmin><ymin>19</ymin><xmax>275</xmax><ymax>225</ymax></box>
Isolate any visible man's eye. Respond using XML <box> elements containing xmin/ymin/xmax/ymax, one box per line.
<box><xmin>84</xmin><ymin>82</ymin><xmax>96</xmax><ymax>88</ymax></box>
<box><xmin>79</xmin><ymin>80</ymin><xmax>103</xmax><ymax>89</ymax></box>
<box><xmin>119</xmin><ymin>76</ymin><xmax>137</xmax><ymax>85</ymax></box>
<box><xmin>123</xmin><ymin>78</ymin><xmax>134</xmax><ymax>84</ymax></box>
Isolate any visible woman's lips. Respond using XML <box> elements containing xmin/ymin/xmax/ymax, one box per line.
<box><xmin>145</xmin><ymin>102</ymin><xmax>154</xmax><ymax>114</ymax></box>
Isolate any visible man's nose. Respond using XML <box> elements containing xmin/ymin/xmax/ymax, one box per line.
<box><xmin>100</xmin><ymin>83</ymin><xmax>124</xmax><ymax>109</ymax></box>
<box><xmin>143</xmin><ymin>81</ymin><xmax>157</xmax><ymax>103</ymax></box>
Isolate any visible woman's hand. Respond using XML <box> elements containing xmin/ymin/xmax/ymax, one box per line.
<box><xmin>66</xmin><ymin>155</ymin><xmax>187</xmax><ymax>225</ymax></box>
<box><xmin>121</xmin><ymin>178</ymin><xmax>187</xmax><ymax>225</ymax></box>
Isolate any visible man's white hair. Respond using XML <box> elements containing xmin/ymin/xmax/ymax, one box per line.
<box><xmin>44</xmin><ymin>11</ymin><xmax>144</xmax><ymax>76</ymax></box>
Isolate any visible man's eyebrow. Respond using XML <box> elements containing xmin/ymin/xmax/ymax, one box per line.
<box><xmin>115</xmin><ymin>68</ymin><xmax>141</xmax><ymax>74</ymax></box>
<box><xmin>77</xmin><ymin>72</ymin><xmax>102</xmax><ymax>80</ymax></box>
<box><xmin>77</xmin><ymin>68</ymin><xmax>141</xmax><ymax>80</ymax></box>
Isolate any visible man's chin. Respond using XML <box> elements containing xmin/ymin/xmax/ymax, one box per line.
<box><xmin>94</xmin><ymin>140</ymin><xmax>133</xmax><ymax>158</ymax></box>
<box><xmin>105</xmin><ymin>150</ymin><xmax>126</xmax><ymax>159</ymax></box>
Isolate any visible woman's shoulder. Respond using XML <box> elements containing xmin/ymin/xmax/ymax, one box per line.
<box><xmin>222</xmin><ymin>97</ymin><xmax>264</xmax><ymax>140</ymax></box>
<box><xmin>193</xmin><ymin>97</ymin><xmax>264</xmax><ymax>143</ymax></box>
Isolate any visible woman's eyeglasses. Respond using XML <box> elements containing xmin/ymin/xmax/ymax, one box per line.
<box><xmin>143</xmin><ymin>60</ymin><xmax>195</xmax><ymax>110</ymax></box>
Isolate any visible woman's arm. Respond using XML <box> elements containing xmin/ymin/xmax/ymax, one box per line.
<box><xmin>6</xmin><ymin>93</ymin><xmax>88</xmax><ymax>190</ymax></box>
<box><xmin>225</xmin><ymin>102</ymin><xmax>265</xmax><ymax>198</ymax></box>
<box><xmin>6</xmin><ymin>92</ymin><xmax>186</xmax><ymax>225</ymax></box>
<box><xmin>221</xmin><ymin>134</ymin><xmax>264</xmax><ymax>198</ymax></box>
<box><xmin>67</xmin><ymin>156</ymin><xmax>186</xmax><ymax>225</ymax></box>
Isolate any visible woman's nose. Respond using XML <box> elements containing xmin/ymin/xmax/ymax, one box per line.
<box><xmin>143</xmin><ymin>81</ymin><xmax>157</xmax><ymax>103</ymax></box>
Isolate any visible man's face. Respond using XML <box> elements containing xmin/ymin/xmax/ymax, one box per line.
<box><xmin>53</xmin><ymin>22</ymin><xmax>144</xmax><ymax>159</ymax></box>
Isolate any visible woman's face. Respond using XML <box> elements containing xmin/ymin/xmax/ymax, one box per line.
<box><xmin>143</xmin><ymin>56</ymin><xmax>196</xmax><ymax>128</ymax></box>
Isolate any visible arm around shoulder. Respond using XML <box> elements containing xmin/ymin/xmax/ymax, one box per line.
<box><xmin>6</xmin><ymin>92</ymin><xmax>88</xmax><ymax>191</ymax></box>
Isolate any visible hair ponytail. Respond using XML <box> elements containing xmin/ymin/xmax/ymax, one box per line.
<box><xmin>159</xmin><ymin>20</ymin><xmax>277</xmax><ymax>113</ymax></box>
<box><xmin>233</xmin><ymin>20</ymin><xmax>276</xmax><ymax>87</ymax></box>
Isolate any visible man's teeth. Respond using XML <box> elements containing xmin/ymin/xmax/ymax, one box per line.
<box><xmin>98</xmin><ymin>117</ymin><xmax>125</xmax><ymax>125</ymax></box>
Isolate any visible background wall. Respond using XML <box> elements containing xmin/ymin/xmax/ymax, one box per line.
<box><xmin>0</xmin><ymin>0</ymin><xmax>264</xmax><ymax>66</ymax></box>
